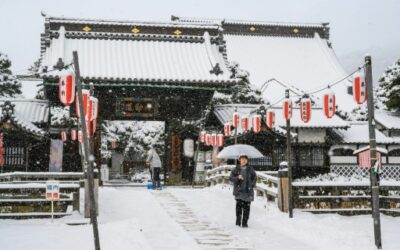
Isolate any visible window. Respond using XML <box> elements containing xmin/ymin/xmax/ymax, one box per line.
<box><xmin>299</xmin><ymin>147</ymin><xmax>324</xmax><ymax>167</ymax></box>
<box><xmin>4</xmin><ymin>147</ymin><xmax>25</xmax><ymax>166</ymax></box>
<box><xmin>389</xmin><ymin>149</ymin><xmax>400</xmax><ymax>156</ymax></box>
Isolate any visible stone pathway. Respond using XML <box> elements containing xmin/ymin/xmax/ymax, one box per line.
<box><xmin>152</xmin><ymin>191</ymin><xmax>252</xmax><ymax>250</ymax></box>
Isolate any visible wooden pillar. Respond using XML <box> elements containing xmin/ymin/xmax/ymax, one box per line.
<box><xmin>278</xmin><ymin>168</ymin><xmax>289</xmax><ymax>212</ymax></box>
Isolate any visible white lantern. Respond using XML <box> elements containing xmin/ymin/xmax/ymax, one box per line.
<box><xmin>323</xmin><ymin>89</ymin><xmax>336</xmax><ymax>118</ymax></box>
<box><xmin>58</xmin><ymin>69</ymin><xmax>75</xmax><ymax>106</ymax></box>
<box><xmin>252</xmin><ymin>115</ymin><xmax>261</xmax><ymax>133</ymax></box>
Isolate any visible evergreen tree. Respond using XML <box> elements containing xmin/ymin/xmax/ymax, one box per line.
<box><xmin>377</xmin><ymin>58</ymin><xmax>400</xmax><ymax>110</ymax></box>
<box><xmin>212</xmin><ymin>61</ymin><xmax>264</xmax><ymax>105</ymax></box>
<box><xmin>28</xmin><ymin>58</ymin><xmax>45</xmax><ymax>100</ymax></box>
<box><xmin>0</xmin><ymin>52</ymin><xmax>22</xmax><ymax>97</ymax></box>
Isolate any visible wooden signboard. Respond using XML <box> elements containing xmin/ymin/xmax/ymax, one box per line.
<box><xmin>115</xmin><ymin>98</ymin><xmax>159</xmax><ymax>118</ymax></box>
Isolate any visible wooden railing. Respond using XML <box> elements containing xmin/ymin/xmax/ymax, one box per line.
<box><xmin>0</xmin><ymin>172</ymin><xmax>83</xmax><ymax>219</ymax></box>
<box><xmin>206</xmin><ymin>165</ymin><xmax>279</xmax><ymax>200</ymax></box>
<box><xmin>292</xmin><ymin>180</ymin><xmax>400</xmax><ymax>216</ymax></box>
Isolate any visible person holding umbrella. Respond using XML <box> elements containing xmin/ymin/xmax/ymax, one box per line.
<box><xmin>229</xmin><ymin>154</ymin><xmax>257</xmax><ymax>228</ymax></box>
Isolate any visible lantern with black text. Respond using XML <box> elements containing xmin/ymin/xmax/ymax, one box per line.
<box><xmin>58</xmin><ymin>69</ymin><xmax>75</xmax><ymax>106</ymax></box>
<box><xmin>205</xmin><ymin>134</ymin><xmax>211</xmax><ymax>146</ymax></box>
<box><xmin>300</xmin><ymin>97</ymin><xmax>312</xmax><ymax>123</ymax></box>
<box><xmin>61</xmin><ymin>131</ymin><xmax>67</xmax><ymax>142</ymax></box>
<box><xmin>252</xmin><ymin>115</ymin><xmax>261</xmax><ymax>133</ymax></box>
<box><xmin>232</xmin><ymin>112</ymin><xmax>239</xmax><ymax>128</ymax></box>
<box><xmin>353</xmin><ymin>71</ymin><xmax>367</xmax><ymax>104</ymax></box>
<box><xmin>266</xmin><ymin>110</ymin><xmax>275</xmax><ymax>128</ymax></box>
<box><xmin>200</xmin><ymin>131</ymin><xmax>206</xmax><ymax>143</ymax></box>
<box><xmin>224</xmin><ymin>123</ymin><xmax>231</xmax><ymax>137</ymax></box>
<box><xmin>323</xmin><ymin>89</ymin><xmax>336</xmax><ymax>118</ymax></box>
<box><xmin>71</xmin><ymin>130</ymin><xmax>77</xmax><ymax>141</ymax></box>
<box><xmin>211</xmin><ymin>133</ymin><xmax>217</xmax><ymax>146</ymax></box>
<box><xmin>283</xmin><ymin>98</ymin><xmax>293</xmax><ymax>120</ymax></box>
<box><xmin>241</xmin><ymin>116</ymin><xmax>249</xmax><ymax>131</ymax></box>
<box><xmin>217</xmin><ymin>134</ymin><xmax>224</xmax><ymax>147</ymax></box>
<box><xmin>75</xmin><ymin>90</ymin><xmax>90</xmax><ymax>118</ymax></box>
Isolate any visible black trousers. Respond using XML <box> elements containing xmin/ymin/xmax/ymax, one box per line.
<box><xmin>152</xmin><ymin>168</ymin><xmax>161</xmax><ymax>189</ymax></box>
<box><xmin>236</xmin><ymin>199</ymin><xmax>251</xmax><ymax>226</ymax></box>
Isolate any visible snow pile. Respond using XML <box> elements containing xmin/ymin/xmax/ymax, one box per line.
<box><xmin>294</xmin><ymin>172</ymin><xmax>399</xmax><ymax>184</ymax></box>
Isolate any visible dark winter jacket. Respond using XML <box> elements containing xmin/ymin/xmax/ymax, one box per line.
<box><xmin>229</xmin><ymin>164</ymin><xmax>257</xmax><ymax>202</ymax></box>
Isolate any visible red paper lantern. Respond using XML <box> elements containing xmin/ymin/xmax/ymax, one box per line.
<box><xmin>199</xmin><ymin>131</ymin><xmax>206</xmax><ymax>143</ymax></box>
<box><xmin>353</xmin><ymin>71</ymin><xmax>367</xmax><ymax>104</ymax></box>
<box><xmin>266</xmin><ymin>110</ymin><xmax>275</xmax><ymax>128</ymax></box>
<box><xmin>71</xmin><ymin>130</ymin><xmax>77</xmax><ymax>141</ymax></box>
<box><xmin>58</xmin><ymin>69</ymin><xmax>75</xmax><ymax>106</ymax></box>
<box><xmin>224</xmin><ymin>123</ymin><xmax>231</xmax><ymax>137</ymax></box>
<box><xmin>211</xmin><ymin>133</ymin><xmax>217</xmax><ymax>146</ymax></box>
<box><xmin>75</xmin><ymin>90</ymin><xmax>90</xmax><ymax>118</ymax></box>
<box><xmin>323</xmin><ymin>89</ymin><xmax>336</xmax><ymax>118</ymax></box>
<box><xmin>232</xmin><ymin>112</ymin><xmax>239</xmax><ymax>128</ymax></box>
<box><xmin>300</xmin><ymin>97</ymin><xmax>312</xmax><ymax>123</ymax></box>
<box><xmin>241</xmin><ymin>116</ymin><xmax>249</xmax><ymax>131</ymax></box>
<box><xmin>61</xmin><ymin>131</ymin><xmax>67</xmax><ymax>142</ymax></box>
<box><xmin>252</xmin><ymin>115</ymin><xmax>261</xmax><ymax>133</ymax></box>
<box><xmin>217</xmin><ymin>134</ymin><xmax>224</xmax><ymax>147</ymax></box>
<box><xmin>205</xmin><ymin>134</ymin><xmax>211</xmax><ymax>146</ymax></box>
<box><xmin>89</xmin><ymin>96</ymin><xmax>99</xmax><ymax>121</ymax></box>
<box><xmin>92</xmin><ymin>119</ymin><xmax>97</xmax><ymax>134</ymax></box>
<box><xmin>283</xmin><ymin>98</ymin><xmax>293</xmax><ymax>120</ymax></box>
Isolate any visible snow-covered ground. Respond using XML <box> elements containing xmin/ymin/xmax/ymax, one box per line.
<box><xmin>0</xmin><ymin>185</ymin><xmax>399</xmax><ymax>250</ymax></box>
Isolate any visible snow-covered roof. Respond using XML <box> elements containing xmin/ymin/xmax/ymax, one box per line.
<box><xmin>213</xmin><ymin>104</ymin><xmax>348</xmax><ymax>129</ymax></box>
<box><xmin>0</xmin><ymin>99</ymin><xmax>49</xmax><ymax>137</ymax></box>
<box><xmin>40</xmin><ymin>17</ymin><xmax>237</xmax><ymax>86</ymax></box>
<box><xmin>173</xmin><ymin>16</ymin><xmax>327</xmax><ymax>29</ymax></box>
<box><xmin>375</xmin><ymin>110</ymin><xmax>400</xmax><ymax>130</ymax></box>
<box><xmin>223</xmin><ymin>33</ymin><xmax>354</xmax><ymax>111</ymax></box>
<box><xmin>333</xmin><ymin>122</ymin><xmax>399</xmax><ymax>144</ymax></box>
<box><xmin>174</xmin><ymin>16</ymin><xmax>356</xmax><ymax>114</ymax></box>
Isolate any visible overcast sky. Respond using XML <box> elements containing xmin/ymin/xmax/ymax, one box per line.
<box><xmin>1</xmin><ymin>0</ymin><xmax>400</xmax><ymax>81</ymax></box>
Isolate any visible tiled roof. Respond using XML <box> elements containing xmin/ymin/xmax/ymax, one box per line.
<box><xmin>213</xmin><ymin>104</ymin><xmax>348</xmax><ymax>129</ymax></box>
<box><xmin>0</xmin><ymin>99</ymin><xmax>49</xmax><ymax>137</ymax></box>
<box><xmin>174</xmin><ymin>16</ymin><xmax>355</xmax><ymax>114</ymax></box>
<box><xmin>40</xmin><ymin>18</ymin><xmax>237</xmax><ymax>86</ymax></box>
<box><xmin>334</xmin><ymin>122</ymin><xmax>398</xmax><ymax>144</ymax></box>
<box><xmin>375</xmin><ymin>110</ymin><xmax>400</xmax><ymax>130</ymax></box>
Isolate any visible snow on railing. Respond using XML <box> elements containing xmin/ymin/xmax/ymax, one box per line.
<box><xmin>206</xmin><ymin>165</ymin><xmax>279</xmax><ymax>199</ymax></box>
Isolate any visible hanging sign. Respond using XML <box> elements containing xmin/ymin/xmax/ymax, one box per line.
<box><xmin>217</xmin><ymin>134</ymin><xmax>224</xmax><ymax>147</ymax></box>
<box><xmin>71</xmin><ymin>130</ymin><xmax>77</xmax><ymax>141</ymax></box>
<box><xmin>283</xmin><ymin>98</ymin><xmax>293</xmax><ymax>120</ymax></box>
<box><xmin>75</xmin><ymin>90</ymin><xmax>90</xmax><ymax>118</ymax></box>
<box><xmin>300</xmin><ymin>97</ymin><xmax>312</xmax><ymax>123</ymax></box>
<box><xmin>58</xmin><ymin>69</ymin><xmax>75</xmax><ymax>106</ymax></box>
<box><xmin>224</xmin><ymin>123</ymin><xmax>231</xmax><ymax>137</ymax></box>
<box><xmin>232</xmin><ymin>112</ymin><xmax>239</xmax><ymax>128</ymax></box>
<box><xmin>252</xmin><ymin>115</ymin><xmax>261</xmax><ymax>133</ymax></box>
<box><xmin>353</xmin><ymin>71</ymin><xmax>367</xmax><ymax>104</ymax></box>
<box><xmin>241</xmin><ymin>116</ymin><xmax>249</xmax><ymax>131</ymax></box>
<box><xmin>61</xmin><ymin>131</ymin><xmax>67</xmax><ymax>142</ymax></box>
<box><xmin>266</xmin><ymin>110</ymin><xmax>275</xmax><ymax>128</ymax></box>
<box><xmin>323</xmin><ymin>89</ymin><xmax>336</xmax><ymax>118</ymax></box>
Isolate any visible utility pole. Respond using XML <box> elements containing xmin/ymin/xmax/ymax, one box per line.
<box><xmin>286</xmin><ymin>89</ymin><xmax>293</xmax><ymax>218</ymax></box>
<box><xmin>73</xmin><ymin>51</ymin><xmax>101</xmax><ymax>250</ymax></box>
<box><xmin>365</xmin><ymin>55</ymin><xmax>382</xmax><ymax>249</ymax></box>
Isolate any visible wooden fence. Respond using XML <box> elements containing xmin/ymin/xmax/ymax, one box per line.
<box><xmin>206</xmin><ymin>165</ymin><xmax>278</xmax><ymax>201</ymax></box>
<box><xmin>0</xmin><ymin>172</ymin><xmax>83</xmax><ymax>219</ymax></box>
<box><xmin>206</xmin><ymin>166</ymin><xmax>400</xmax><ymax>216</ymax></box>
